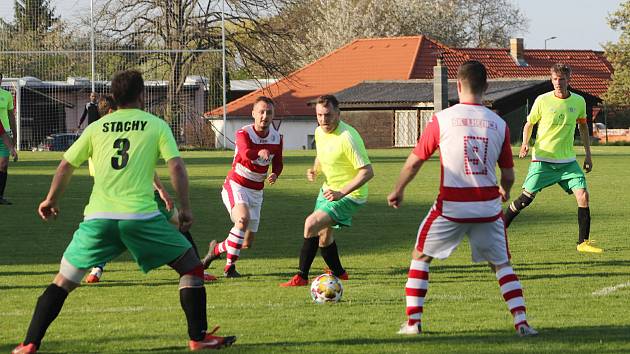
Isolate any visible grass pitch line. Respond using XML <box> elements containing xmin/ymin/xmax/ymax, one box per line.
<box><xmin>592</xmin><ymin>281</ymin><xmax>630</xmax><ymax>296</ymax></box>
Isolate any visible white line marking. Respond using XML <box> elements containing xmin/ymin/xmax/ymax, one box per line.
<box><xmin>592</xmin><ymin>281</ymin><xmax>630</xmax><ymax>296</ymax></box>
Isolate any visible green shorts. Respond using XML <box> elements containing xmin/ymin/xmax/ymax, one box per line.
<box><xmin>314</xmin><ymin>189</ymin><xmax>363</xmax><ymax>228</ymax></box>
<box><xmin>63</xmin><ymin>215</ymin><xmax>191</xmax><ymax>273</ymax></box>
<box><xmin>0</xmin><ymin>130</ymin><xmax>12</xmax><ymax>157</ymax></box>
<box><xmin>522</xmin><ymin>161</ymin><xmax>587</xmax><ymax>194</ymax></box>
<box><xmin>155</xmin><ymin>191</ymin><xmax>175</xmax><ymax>220</ymax></box>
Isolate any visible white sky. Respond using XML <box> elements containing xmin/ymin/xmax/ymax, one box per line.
<box><xmin>0</xmin><ymin>0</ymin><xmax>624</xmax><ymax>51</ymax></box>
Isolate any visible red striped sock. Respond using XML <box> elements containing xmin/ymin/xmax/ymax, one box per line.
<box><xmin>405</xmin><ymin>260</ymin><xmax>429</xmax><ymax>327</ymax></box>
<box><xmin>496</xmin><ymin>266</ymin><xmax>528</xmax><ymax>328</ymax></box>
<box><xmin>224</xmin><ymin>228</ymin><xmax>245</xmax><ymax>270</ymax></box>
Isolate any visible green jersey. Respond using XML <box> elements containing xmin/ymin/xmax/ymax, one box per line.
<box><xmin>315</xmin><ymin>120</ymin><xmax>371</xmax><ymax>203</ymax></box>
<box><xmin>527</xmin><ymin>91</ymin><xmax>587</xmax><ymax>163</ymax></box>
<box><xmin>0</xmin><ymin>88</ymin><xmax>14</xmax><ymax>131</ymax></box>
<box><xmin>64</xmin><ymin>108</ymin><xmax>180</xmax><ymax>219</ymax></box>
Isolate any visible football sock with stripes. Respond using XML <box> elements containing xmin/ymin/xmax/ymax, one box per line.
<box><xmin>578</xmin><ymin>207</ymin><xmax>590</xmax><ymax>243</ymax></box>
<box><xmin>218</xmin><ymin>228</ymin><xmax>245</xmax><ymax>272</ymax></box>
<box><xmin>320</xmin><ymin>241</ymin><xmax>345</xmax><ymax>276</ymax></box>
<box><xmin>495</xmin><ymin>266</ymin><xmax>528</xmax><ymax>328</ymax></box>
<box><xmin>0</xmin><ymin>171</ymin><xmax>7</xmax><ymax>197</ymax></box>
<box><xmin>24</xmin><ymin>283</ymin><xmax>68</xmax><ymax>348</ymax></box>
<box><xmin>298</xmin><ymin>236</ymin><xmax>320</xmax><ymax>280</ymax></box>
<box><xmin>405</xmin><ymin>260</ymin><xmax>429</xmax><ymax>328</ymax></box>
<box><xmin>180</xmin><ymin>287</ymin><xmax>207</xmax><ymax>341</ymax></box>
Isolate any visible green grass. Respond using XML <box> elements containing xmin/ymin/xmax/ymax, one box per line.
<box><xmin>1</xmin><ymin>147</ymin><xmax>629</xmax><ymax>353</ymax></box>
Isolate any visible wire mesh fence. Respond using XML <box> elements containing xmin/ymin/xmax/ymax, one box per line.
<box><xmin>0</xmin><ymin>0</ymin><xmax>226</xmax><ymax>150</ymax></box>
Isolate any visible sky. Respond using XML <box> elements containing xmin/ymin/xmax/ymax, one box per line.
<box><xmin>0</xmin><ymin>0</ymin><xmax>624</xmax><ymax>51</ymax></box>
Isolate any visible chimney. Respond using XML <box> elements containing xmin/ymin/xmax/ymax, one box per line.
<box><xmin>510</xmin><ymin>38</ymin><xmax>527</xmax><ymax>66</ymax></box>
<box><xmin>433</xmin><ymin>54</ymin><xmax>448</xmax><ymax>112</ymax></box>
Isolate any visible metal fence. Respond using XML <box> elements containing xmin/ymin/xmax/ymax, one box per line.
<box><xmin>0</xmin><ymin>0</ymin><xmax>227</xmax><ymax>150</ymax></box>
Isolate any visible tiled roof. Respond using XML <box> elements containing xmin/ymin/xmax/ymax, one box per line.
<box><xmin>208</xmin><ymin>36</ymin><xmax>612</xmax><ymax>118</ymax></box>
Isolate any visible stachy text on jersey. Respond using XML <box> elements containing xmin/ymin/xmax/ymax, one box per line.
<box><xmin>102</xmin><ymin>121</ymin><xmax>148</xmax><ymax>132</ymax></box>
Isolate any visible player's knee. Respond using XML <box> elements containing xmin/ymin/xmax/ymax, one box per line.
<box><xmin>574</xmin><ymin>189</ymin><xmax>589</xmax><ymax>206</ymax></box>
<box><xmin>58</xmin><ymin>257</ymin><xmax>86</xmax><ymax>292</ymax></box>
<box><xmin>508</xmin><ymin>191</ymin><xmax>536</xmax><ymax>212</ymax></box>
<box><xmin>179</xmin><ymin>264</ymin><xmax>204</xmax><ymax>288</ymax></box>
<box><xmin>0</xmin><ymin>159</ymin><xmax>8</xmax><ymax>171</ymax></box>
<box><xmin>235</xmin><ymin>215</ymin><xmax>249</xmax><ymax>230</ymax></box>
<box><xmin>169</xmin><ymin>248</ymin><xmax>202</xmax><ymax>276</ymax></box>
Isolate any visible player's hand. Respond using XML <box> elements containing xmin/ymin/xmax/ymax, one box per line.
<box><xmin>518</xmin><ymin>144</ymin><xmax>529</xmax><ymax>158</ymax></box>
<box><xmin>306</xmin><ymin>168</ymin><xmax>317</xmax><ymax>182</ymax></box>
<box><xmin>387</xmin><ymin>190</ymin><xmax>404</xmax><ymax>209</ymax></box>
<box><xmin>10</xmin><ymin>148</ymin><xmax>18</xmax><ymax>162</ymax></box>
<box><xmin>323</xmin><ymin>189</ymin><xmax>344</xmax><ymax>201</ymax></box>
<box><xmin>499</xmin><ymin>186</ymin><xmax>510</xmax><ymax>202</ymax></box>
<box><xmin>267</xmin><ymin>172</ymin><xmax>278</xmax><ymax>185</ymax></box>
<box><xmin>258</xmin><ymin>149</ymin><xmax>271</xmax><ymax>162</ymax></box>
<box><xmin>38</xmin><ymin>199</ymin><xmax>59</xmax><ymax>221</ymax></box>
<box><xmin>583</xmin><ymin>156</ymin><xmax>593</xmax><ymax>173</ymax></box>
<box><xmin>157</xmin><ymin>188</ymin><xmax>174</xmax><ymax>211</ymax></box>
<box><xmin>178</xmin><ymin>208</ymin><xmax>194</xmax><ymax>233</ymax></box>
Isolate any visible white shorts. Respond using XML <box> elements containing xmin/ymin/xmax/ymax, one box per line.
<box><xmin>221</xmin><ymin>179</ymin><xmax>263</xmax><ymax>232</ymax></box>
<box><xmin>415</xmin><ymin>209</ymin><xmax>510</xmax><ymax>265</ymax></box>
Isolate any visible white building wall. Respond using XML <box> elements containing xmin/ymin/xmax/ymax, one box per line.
<box><xmin>211</xmin><ymin>118</ymin><xmax>318</xmax><ymax>150</ymax></box>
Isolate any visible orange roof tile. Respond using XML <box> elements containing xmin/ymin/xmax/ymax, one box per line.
<box><xmin>209</xmin><ymin>36</ymin><xmax>612</xmax><ymax>117</ymax></box>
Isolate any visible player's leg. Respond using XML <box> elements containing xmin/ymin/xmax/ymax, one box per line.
<box><xmin>242</xmin><ymin>230</ymin><xmax>256</xmax><ymax>249</ymax></box>
<box><xmin>503</xmin><ymin>189</ymin><xmax>536</xmax><ymax>227</ymax></box>
<box><xmin>15</xmin><ymin>260</ymin><xmax>87</xmax><ymax>352</ymax></box>
<box><xmin>504</xmin><ymin>162</ymin><xmax>557</xmax><ymax>227</ymax></box>
<box><xmin>319</xmin><ymin>227</ymin><xmax>348</xmax><ymax>279</ymax></box>
<box><xmin>469</xmin><ymin>219</ymin><xmax>536</xmax><ymax>336</ymax></box>
<box><xmin>399</xmin><ymin>210</ymin><xmax>463</xmax><ymax>335</ymax></box>
<box><xmin>0</xmin><ymin>153</ymin><xmax>10</xmax><ymax>204</ymax></box>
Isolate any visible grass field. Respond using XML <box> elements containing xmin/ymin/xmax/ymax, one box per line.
<box><xmin>1</xmin><ymin>147</ymin><xmax>629</xmax><ymax>353</ymax></box>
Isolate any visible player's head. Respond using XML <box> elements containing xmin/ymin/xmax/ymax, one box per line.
<box><xmin>98</xmin><ymin>94</ymin><xmax>117</xmax><ymax>117</ymax></box>
<box><xmin>315</xmin><ymin>94</ymin><xmax>340</xmax><ymax>133</ymax></box>
<box><xmin>111</xmin><ymin>70</ymin><xmax>144</xmax><ymax>107</ymax></box>
<box><xmin>457</xmin><ymin>60</ymin><xmax>488</xmax><ymax>96</ymax></box>
<box><xmin>550</xmin><ymin>63</ymin><xmax>571</xmax><ymax>95</ymax></box>
<box><xmin>252</xmin><ymin>96</ymin><xmax>274</xmax><ymax>132</ymax></box>
<box><xmin>90</xmin><ymin>92</ymin><xmax>98</xmax><ymax>102</ymax></box>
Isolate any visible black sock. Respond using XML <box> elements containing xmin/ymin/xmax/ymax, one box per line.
<box><xmin>578</xmin><ymin>207</ymin><xmax>591</xmax><ymax>243</ymax></box>
<box><xmin>503</xmin><ymin>207</ymin><xmax>519</xmax><ymax>228</ymax></box>
<box><xmin>320</xmin><ymin>241</ymin><xmax>345</xmax><ymax>276</ymax></box>
<box><xmin>0</xmin><ymin>171</ymin><xmax>7</xmax><ymax>197</ymax></box>
<box><xmin>24</xmin><ymin>284</ymin><xmax>69</xmax><ymax>348</ymax></box>
<box><xmin>181</xmin><ymin>231</ymin><xmax>200</xmax><ymax>258</ymax></box>
<box><xmin>298</xmin><ymin>237</ymin><xmax>319</xmax><ymax>280</ymax></box>
<box><xmin>180</xmin><ymin>287</ymin><xmax>207</xmax><ymax>341</ymax></box>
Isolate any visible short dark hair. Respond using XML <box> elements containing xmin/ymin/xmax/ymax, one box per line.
<box><xmin>457</xmin><ymin>60</ymin><xmax>488</xmax><ymax>94</ymax></box>
<box><xmin>111</xmin><ymin>70</ymin><xmax>144</xmax><ymax>106</ymax></box>
<box><xmin>316</xmin><ymin>94</ymin><xmax>339</xmax><ymax>110</ymax></box>
<box><xmin>254</xmin><ymin>96</ymin><xmax>274</xmax><ymax>106</ymax></box>
<box><xmin>98</xmin><ymin>94</ymin><xmax>117</xmax><ymax>117</ymax></box>
<box><xmin>550</xmin><ymin>63</ymin><xmax>571</xmax><ymax>77</ymax></box>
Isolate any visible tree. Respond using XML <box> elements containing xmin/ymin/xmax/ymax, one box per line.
<box><xmin>11</xmin><ymin>0</ymin><xmax>59</xmax><ymax>34</ymax></box>
<box><xmin>93</xmin><ymin>0</ymin><xmax>297</xmax><ymax>125</ymax></box>
<box><xmin>603</xmin><ymin>0</ymin><xmax>630</xmax><ymax>106</ymax></box>
<box><xmin>272</xmin><ymin>0</ymin><xmax>528</xmax><ymax>71</ymax></box>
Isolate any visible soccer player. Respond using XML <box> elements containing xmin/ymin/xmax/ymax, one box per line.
<box><xmin>202</xmin><ymin>96</ymin><xmax>283</xmax><ymax>277</ymax></box>
<box><xmin>77</xmin><ymin>91</ymin><xmax>100</xmax><ymax>129</ymax></box>
<box><xmin>280</xmin><ymin>94</ymin><xmax>373</xmax><ymax>287</ymax></box>
<box><xmin>12</xmin><ymin>70</ymin><xmax>235</xmax><ymax>354</ymax></box>
<box><xmin>83</xmin><ymin>94</ymin><xmax>215</xmax><ymax>283</ymax></box>
<box><xmin>503</xmin><ymin>63</ymin><xmax>602</xmax><ymax>253</ymax></box>
<box><xmin>0</xmin><ymin>72</ymin><xmax>17</xmax><ymax>205</ymax></box>
<box><xmin>0</xmin><ymin>121</ymin><xmax>18</xmax><ymax>163</ymax></box>
<box><xmin>387</xmin><ymin>61</ymin><xmax>537</xmax><ymax>337</ymax></box>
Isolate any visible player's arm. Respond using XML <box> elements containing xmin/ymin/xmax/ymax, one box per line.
<box><xmin>499</xmin><ymin>167</ymin><xmax>515</xmax><ymax>202</ymax></box>
<box><xmin>8</xmin><ymin>108</ymin><xmax>16</xmax><ymax>143</ymax></box>
<box><xmin>323</xmin><ymin>163</ymin><xmax>374</xmax><ymax>201</ymax></box>
<box><xmin>519</xmin><ymin>121</ymin><xmax>534</xmax><ymax>158</ymax></box>
<box><xmin>153</xmin><ymin>172</ymin><xmax>174</xmax><ymax>211</ymax></box>
<box><xmin>78</xmin><ymin>106</ymin><xmax>88</xmax><ymax>128</ymax></box>
<box><xmin>388</xmin><ymin>153</ymin><xmax>425</xmax><ymax>209</ymax></box>
<box><xmin>167</xmin><ymin>157</ymin><xmax>192</xmax><ymax>232</ymax></box>
<box><xmin>38</xmin><ymin>159</ymin><xmax>76</xmax><ymax>220</ymax></box>
<box><xmin>268</xmin><ymin>137</ymin><xmax>283</xmax><ymax>185</ymax></box>
<box><xmin>307</xmin><ymin>157</ymin><xmax>320</xmax><ymax>182</ymax></box>
<box><xmin>577</xmin><ymin>121</ymin><xmax>592</xmax><ymax>172</ymax></box>
<box><xmin>235</xmin><ymin>130</ymin><xmax>260</xmax><ymax>161</ymax></box>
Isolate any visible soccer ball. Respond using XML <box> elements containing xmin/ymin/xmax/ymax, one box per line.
<box><xmin>310</xmin><ymin>274</ymin><xmax>343</xmax><ymax>304</ymax></box>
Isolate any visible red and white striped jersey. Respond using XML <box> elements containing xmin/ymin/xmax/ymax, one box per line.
<box><xmin>413</xmin><ymin>103</ymin><xmax>513</xmax><ymax>222</ymax></box>
<box><xmin>226</xmin><ymin>124</ymin><xmax>283</xmax><ymax>190</ymax></box>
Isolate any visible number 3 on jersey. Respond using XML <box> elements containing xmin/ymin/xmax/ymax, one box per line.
<box><xmin>111</xmin><ymin>138</ymin><xmax>130</xmax><ymax>169</ymax></box>
<box><xmin>464</xmin><ymin>136</ymin><xmax>488</xmax><ymax>175</ymax></box>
